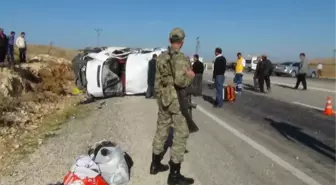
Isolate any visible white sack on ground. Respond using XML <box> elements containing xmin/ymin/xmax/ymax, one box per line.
<box><xmin>94</xmin><ymin>146</ymin><xmax>130</xmax><ymax>185</ymax></box>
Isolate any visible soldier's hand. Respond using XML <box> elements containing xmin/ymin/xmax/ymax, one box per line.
<box><xmin>185</xmin><ymin>68</ymin><xmax>195</xmax><ymax>78</ymax></box>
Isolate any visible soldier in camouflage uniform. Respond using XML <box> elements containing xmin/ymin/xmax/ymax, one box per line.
<box><xmin>150</xmin><ymin>28</ymin><xmax>195</xmax><ymax>185</ymax></box>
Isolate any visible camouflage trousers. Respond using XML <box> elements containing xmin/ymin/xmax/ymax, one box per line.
<box><xmin>152</xmin><ymin>98</ymin><xmax>190</xmax><ymax>163</ymax></box>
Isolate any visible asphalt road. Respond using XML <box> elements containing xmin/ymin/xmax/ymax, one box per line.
<box><xmin>203</xmin><ymin>70</ymin><xmax>336</xmax><ymax>110</ymax></box>
<box><xmin>194</xmin><ymin>79</ymin><xmax>335</xmax><ymax>185</ymax></box>
<box><xmin>1</xmin><ymin>75</ymin><xmax>335</xmax><ymax>185</ymax></box>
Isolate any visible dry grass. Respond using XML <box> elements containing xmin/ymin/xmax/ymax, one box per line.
<box><xmin>309</xmin><ymin>58</ymin><xmax>335</xmax><ymax>65</ymax></box>
<box><xmin>13</xmin><ymin>44</ymin><xmax>79</xmax><ymax>61</ymax></box>
<box><xmin>0</xmin><ymin>63</ymin><xmax>76</xmax><ymax>127</ymax></box>
<box><xmin>308</xmin><ymin>58</ymin><xmax>336</xmax><ymax>78</ymax></box>
<box><xmin>0</xmin><ymin>45</ymin><xmax>86</xmax><ymax>174</ymax></box>
<box><xmin>0</xmin><ymin>100</ymin><xmax>90</xmax><ymax>175</ymax></box>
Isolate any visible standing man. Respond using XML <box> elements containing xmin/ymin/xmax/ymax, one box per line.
<box><xmin>0</xmin><ymin>28</ymin><xmax>8</xmax><ymax>63</ymax></box>
<box><xmin>16</xmin><ymin>32</ymin><xmax>26</xmax><ymax>63</ymax></box>
<box><xmin>212</xmin><ymin>47</ymin><xmax>226</xmax><ymax>108</ymax></box>
<box><xmin>317</xmin><ymin>62</ymin><xmax>323</xmax><ymax>78</ymax></box>
<box><xmin>234</xmin><ymin>52</ymin><xmax>245</xmax><ymax>94</ymax></box>
<box><xmin>150</xmin><ymin>27</ymin><xmax>195</xmax><ymax>185</ymax></box>
<box><xmin>146</xmin><ymin>54</ymin><xmax>157</xmax><ymax>99</ymax></box>
<box><xmin>192</xmin><ymin>54</ymin><xmax>204</xmax><ymax>96</ymax></box>
<box><xmin>294</xmin><ymin>53</ymin><xmax>308</xmax><ymax>90</ymax></box>
<box><xmin>7</xmin><ymin>31</ymin><xmax>15</xmax><ymax>65</ymax></box>
<box><xmin>253</xmin><ymin>56</ymin><xmax>262</xmax><ymax>89</ymax></box>
<box><xmin>257</xmin><ymin>55</ymin><xmax>273</xmax><ymax>93</ymax></box>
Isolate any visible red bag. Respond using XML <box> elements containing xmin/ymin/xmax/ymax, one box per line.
<box><xmin>224</xmin><ymin>85</ymin><xmax>235</xmax><ymax>102</ymax></box>
<box><xmin>63</xmin><ymin>172</ymin><xmax>108</xmax><ymax>185</ymax></box>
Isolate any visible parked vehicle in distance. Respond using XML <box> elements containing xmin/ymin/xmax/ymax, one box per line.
<box><xmin>273</xmin><ymin>62</ymin><xmax>317</xmax><ymax>78</ymax></box>
<box><xmin>245</xmin><ymin>56</ymin><xmax>258</xmax><ymax>72</ymax></box>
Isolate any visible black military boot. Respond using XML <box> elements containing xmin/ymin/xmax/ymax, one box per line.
<box><xmin>167</xmin><ymin>160</ymin><xmax>194</xmax><ymax>185</ymax></box>
<box><xmin>150</xmin><ymin>153</ymin><xmax>169</xmax><ymax>175</ymax></box>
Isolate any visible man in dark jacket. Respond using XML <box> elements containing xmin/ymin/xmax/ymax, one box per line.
<box><xmin>256</xmin><ymin>55</ymin><xmax>273</xmax><ymax>93</ymax></box>
<box><xmin>7</xmin><ymin>31</ymin><xmax>15</xmax><ymax>65</ymax></box>
<box><xmin>212</xmin><ymin>47</ymin><xmax>227</xmax><ymax>107</ymax></box>
<box><xmin>253</xmin><ymin>56</ymin><xmax>262</xmax><ymax>89</ymax></box>
<box><xmin>0</xmin><ymin>28</ymin><xmax>8</xmax><ymax>63</ymax></box>
<box><xmin>146</xmin><ymin>54</ymin><xmax>157</xmax><ymax>98</ymax></box>
<box><xmin>192</xmin><ymin>54</ymin><xmax>204</xmax><ymax>96</ymax></box>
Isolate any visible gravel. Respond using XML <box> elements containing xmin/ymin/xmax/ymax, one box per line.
<box><xmin>0</xmin><ymin>96</ymin><xmax>199</xmax><ymax>185</ymax></box>
<box><xmin>1</xmin><ymin>94</ymin><xmax>331</xmax><ymax>185</ymax></box>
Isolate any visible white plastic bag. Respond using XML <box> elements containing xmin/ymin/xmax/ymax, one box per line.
<box><xmin>94</xmin><ymin>146</ymin><xmax>130</xmax><ymax>185</ymax></box>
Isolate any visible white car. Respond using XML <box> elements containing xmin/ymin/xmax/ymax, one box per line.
<box><xmin>72</xmin><ymin>47</ymin><xmax>167</xmax><ymax>98</ymax></box>
<box><xmin>273</xmin><ymin>62</ymin><xmax>317</xmax><ymax>78</ymax></box>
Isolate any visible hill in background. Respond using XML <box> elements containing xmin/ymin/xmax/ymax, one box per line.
<box><xmin>26</xmin><ymin>45</ymin><xmax>79</xmax><ymax>60</ymax></box>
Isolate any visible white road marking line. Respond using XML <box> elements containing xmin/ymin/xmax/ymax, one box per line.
<box><xmin>271</xmin><ymin>81</ymin><xmax>335</xmax><ymax>93</ymax></box>
<box><xmin>196</xmin><ymin>105</ymin><xmax>322</xmax><ymax>185</ymax></box>
<box><xmin>292</xmin><ymin>101</ymin><xmax>325</xmax><ymax>111</ymax></box>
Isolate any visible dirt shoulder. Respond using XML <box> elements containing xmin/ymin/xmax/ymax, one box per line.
<box><xmin>0</xmin><ymin>53</ymin><xmax>88</xmax><ymax>175</ymax></box>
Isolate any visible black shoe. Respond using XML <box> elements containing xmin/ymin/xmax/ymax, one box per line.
<box><xmin>150</xmin><ymin>153</ymin><xmax>169</xmax><ymax>175</ymax></box>
<box><xmin>167</xmin><ymin>160</ymin><xmax>194</xmax><ymax>185</ymax></box>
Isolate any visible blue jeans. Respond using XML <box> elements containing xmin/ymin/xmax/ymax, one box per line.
<box><xmin>234</xmin><ymin>73</ymin><xmax>243</xmax><ymax>92</ymax></box>
<box><xmin>215</xmin><ymin>75</ymin><xmax>225</xmax><ymax>107</ymax></box>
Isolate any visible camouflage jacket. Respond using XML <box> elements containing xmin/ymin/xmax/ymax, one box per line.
<box><xmin>155</xmin><ymin>47</ymin><xmax>193</xmax><ymax>109</ymax></box>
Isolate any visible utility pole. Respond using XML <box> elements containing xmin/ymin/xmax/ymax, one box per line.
<box><xmin>195</xmin><ymin>37</ymin><xmax>200</xmax><ymax>55</ymax></box>
<box><xmin>94</xmin><ymin>28</ymin><xmax>103</xmax><ymax>47</ymax></box>
<box><xmin>47</xmin><ymin>41</ymin><xmax>53</xmax><ymax>55</ymax></box>
<box><xmin>333</xmin><ymin>49</ymin><xmax>336</xmax><ymax>61</ymax></box>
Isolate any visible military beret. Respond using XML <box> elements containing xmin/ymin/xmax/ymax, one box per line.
<box><xmin>169</xmin><ymin>27</ymin><xmax>185</xmax><ymax>41</ymax></box>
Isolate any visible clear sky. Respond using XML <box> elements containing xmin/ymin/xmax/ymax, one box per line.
<box><xmin>1</xmin><ymin>0</ymin><xmax>335</xmax><ymax>61</ymax></box>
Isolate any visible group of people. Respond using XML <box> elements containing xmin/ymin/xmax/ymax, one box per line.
<box><xmin>211</xmin><ymin>51</ymin><xmax>310</xmax><ymax>107</ymax></box>
<box><xmin>212</xmin><ymin>49</ymin><xmax>250</xmax><ymax>107</ymax></box>
<box><xmin>0</xmin><ymin>28</ymin><xmax>27</xmax><ymax>65</ymax></box>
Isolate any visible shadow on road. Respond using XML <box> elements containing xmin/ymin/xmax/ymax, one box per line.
<box><xmin>243</xmin><ymin>84</ymin><xmax>258</xmax><ymax>92</ymax></box>
<box><xmin>265</xmin><ymin>118</ymin><xmax>336</xmax><ymax>161</ymax></box>
<box><xmin>275</xmin><ymin>84</ymin><xmax>296</xmax><ymax>90</ymax></box>
<box><xmin>202</xmin><ymin>94</ymin><xmax>215</xmax><ymax>105</ymax></box>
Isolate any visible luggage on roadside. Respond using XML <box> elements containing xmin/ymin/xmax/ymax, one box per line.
<box><xmin>223</xmin><ymin>85</ymin><xmax>235</xmax><ymax>102</ymax></box>
<box><xmin>59</xmin><ymin>140</ymin><xmax>133</xmax><ymax>185</ymax></box>
<box><xmin>63</xmin><ymin>155</ymin><xmax>108</xmax><ymax>185</ymax></box>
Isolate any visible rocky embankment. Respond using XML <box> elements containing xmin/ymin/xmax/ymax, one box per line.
<box><xmin>0</xmin><ymin>54</ymin><xmax>84</xmax><ymax>172</ymax></box>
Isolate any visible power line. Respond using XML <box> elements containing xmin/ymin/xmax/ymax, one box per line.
<box><xmin>94</xmin><ymin>28</ymin><xmax>103</xmax><ymax>47</ymax></box>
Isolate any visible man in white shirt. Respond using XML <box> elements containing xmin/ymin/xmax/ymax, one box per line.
<box><xmin>16</xmin><ymin>32</ymin><xmax>26</xmax><ymax>63</ymax></box>
<box><xmin>317</xmin><ymin>63</ymin><xmax>323</xmax><ymax>78</ymax></box>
